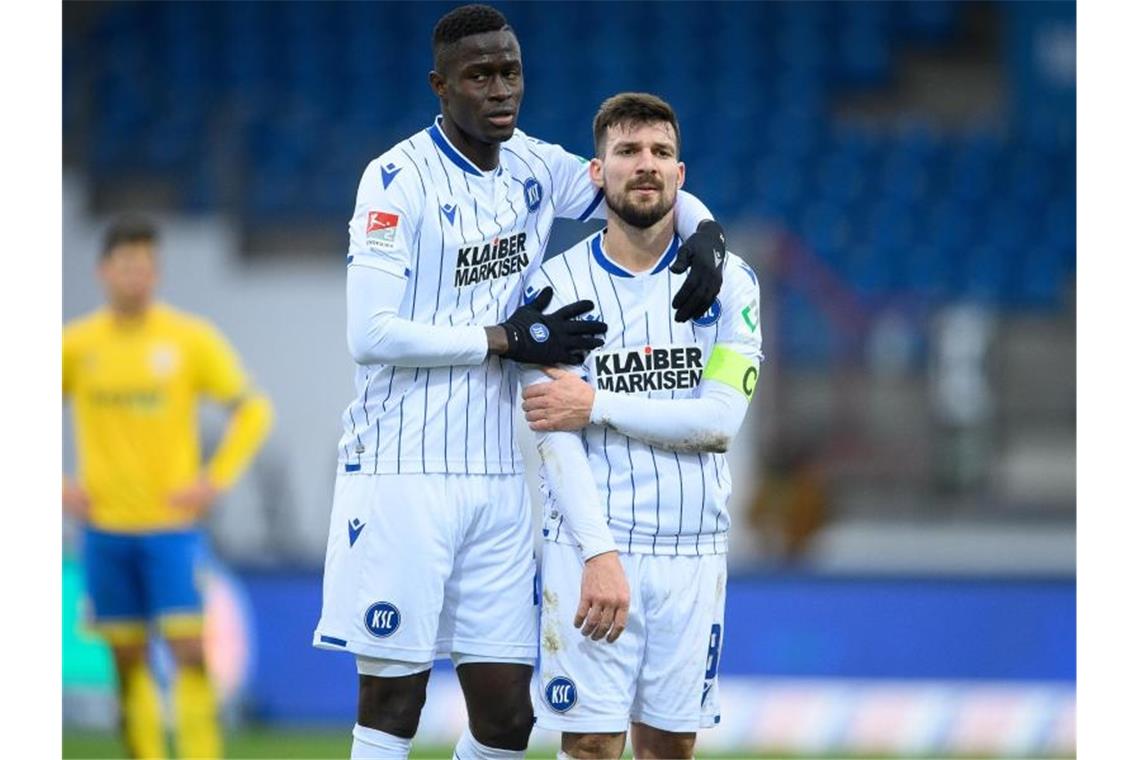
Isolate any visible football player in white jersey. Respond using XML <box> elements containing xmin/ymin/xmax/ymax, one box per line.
<box><xmin>311</xmin><ymin>6</ymin><xmax>734</xmax><ymax>760</ymax></box>
<box><xmin>519</xmin><ymin>93</ymin><xmax>763</xmax><ymax>760</ymax></box>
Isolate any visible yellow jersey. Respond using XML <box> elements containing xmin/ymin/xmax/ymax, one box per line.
<box><xmin>63</xmin><ymin>303</ymin><xmax>256</xmax><ymax>533</ymax></box>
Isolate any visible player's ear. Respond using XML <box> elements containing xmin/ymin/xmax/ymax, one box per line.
<box><xmin>428</xmin><ymin>70</ymin><xmax>447</xmax><ymax>99</ymax></box>
<box><xmin>589</xmin><ymin>157</ymin><xmax>604</xmax><ymax>189</ymax></box>
<box><xmin>676</xmin><ymin>161</ymin><xmax>685</xmax><ymax>192</ymax></box>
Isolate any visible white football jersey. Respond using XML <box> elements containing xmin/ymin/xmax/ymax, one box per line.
<box><xmin>338</xmin><ymin>117</ymin><xmax>606</xmax><ymax>475</ymax></box>
<box><xmin>527</xmin><ymin>230</ymin><xmax>763</xmax><ymax>556</ymax></box>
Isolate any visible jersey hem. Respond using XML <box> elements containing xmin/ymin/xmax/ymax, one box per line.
<box><xmin>336</xmin><ymin>459</ymin><xmax>523</xmax><ymax>475</ymax></box>
<box><xmin>543</xmin><ymin>533</ymin><xmax>729</xmax><ymax>557</ymax></box>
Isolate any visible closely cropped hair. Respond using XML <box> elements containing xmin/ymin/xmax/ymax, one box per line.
<box><xmin>101</xmin><ymin>217</ymin><xmax>158</xmax><ymax>259</ymax></box>
<box><xmin>593</xmin><ymin>93</ymin><xmax>681</xmax><ymax>157</ymax></box>
<box><xmin>432</xmin><ymin>4</ymin><xmax>511</xmax><ymax>70</ymax></box>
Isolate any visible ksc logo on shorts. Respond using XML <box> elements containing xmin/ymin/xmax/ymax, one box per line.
<box><xmin>529</xmin><ymin>323</ymin><xmax>550</xmax><ymax>343</ymax></box>
<box><xmin>364</xmin><ymin>602</ymin><xmax>401</xmax><ymax>638</ymax></box>
<box><xmin>545</xmin><ymin>676</ymin><xmax>577</xmax><ymax>712</ymax></box>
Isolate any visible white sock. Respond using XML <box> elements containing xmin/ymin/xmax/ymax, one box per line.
<box><xmin>453</xmin><ymin>726</ymin><xmax>526</xmax><ymax>759</ymax></box>
<box><xmin>351</xmin><ymin>723</ymin><xmax>412</xmax><ymax>759</ymax></box>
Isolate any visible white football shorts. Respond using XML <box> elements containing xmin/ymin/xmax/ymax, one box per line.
<box><xmin>313</xmin><ymin>472</ymin><xmax>538</xmax><ymax>665</ymax></box>
<box><xmin>534</xmin><ymin>541</ymin><xmax>727</xmax><ymax>734</ymax></box>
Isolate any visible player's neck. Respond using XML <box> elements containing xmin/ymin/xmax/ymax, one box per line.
<box><xmin>440</xmin><ymin>117</ymin><xmax>500</xmax><ymax>172</ymax></box>
<box><xmin>603</xmin><ymin>212</ymin><xmax>675</xmax><ymax>273</ymax></box>
<box><xmin>108</xmin><ymin>300</ymin><xmax>153</xmax><ymax>325</ymax></box>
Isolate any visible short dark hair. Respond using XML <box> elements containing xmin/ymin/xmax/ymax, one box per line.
<box><xmin>101</xmin><ymin>217</ymin><xmax>158</xmax><ymax>259</ymax></box>
<box><xmin>432</xmin><ymin>4</ymin><xmax>512</xmax><ymax>71</ymax></box>
<box><xmin>593</xmin><ymin>93</ymin><xmax>681</xmax><ymax>158</ymax></box>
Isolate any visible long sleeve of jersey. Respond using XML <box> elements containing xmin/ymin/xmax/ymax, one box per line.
<box><xmin>524</xmin><ymin>364</ymin><xmax>617</xmax><ymax>561</ymax></box>
<box><xmin>590</xmin><ymin>379</ymin><xmax>749</xmax><ymax>454</ymax></box>
<box><xmin>192</xmin><ymin>322</ymin><xmax>275</xmax><ymax>490</ymax></box>
<box><xmin>534</xmin><ymin>428</ymin><xmax>619</xmax><ymax>561</ymax></box>
<box><xmin>206</xmin><ymin>392</ymin><xmax>274</xmax><ymax>489</ymax></box>
<box><xmin>346</xmin><ymin>264</ymin><xmax>489</xmax><ymax>367</ymax></box>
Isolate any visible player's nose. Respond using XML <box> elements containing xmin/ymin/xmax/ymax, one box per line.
<box><xmin>487</xmin><ymin>74</ymin><xmax>515</xmax><ymax>101</ymax></box>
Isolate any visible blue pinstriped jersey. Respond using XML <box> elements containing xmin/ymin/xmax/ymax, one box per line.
<box><xmin>338</xmin><ymin>117</ymin><xmax>604</xmax><ymax>475</ymax></box>
<box><xmin>528</xmin><ymin>230</ymin><xmax>763</xmax><ymax>556</ymax></box>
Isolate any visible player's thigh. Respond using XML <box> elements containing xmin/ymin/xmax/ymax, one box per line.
<box><xmin>313</xmin><ymin>473</ymin><xmax>460</xmax><ymax>662</ymax></box>
<box><xmin>534</xmin><ymin>542</ymin><xmax>643</xmax><ymax>734</ymax></box>
<box><xmin>632</xmin><ymin>553</ymin><xmax>727</xmax><ymax>733</ymax></box>
<box><xmin>138</xmin><ymin>529</ymin><xmax>207</xmax><ymax>640</ymax></box>
<box><xmin>81</xmin><ymin>527</ymin><xmax>149</xmax><ymax>646</ymax></box>
<box><xmin>630</xmin><ymin>722</ymin><xmax>696</xmax><ymax>760</ymax></box>
<box><xmin>441</xmin><ymin>474</ymin><xmax>536</xmax><ymax>661</ymax></box>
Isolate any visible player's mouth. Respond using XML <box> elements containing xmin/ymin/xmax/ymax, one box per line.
<box><xmin>486</xmin><ymin>111</ymin><xmax>516</xmax><ymax>128</ymax></box>
<box><xmin>630</xmin><ymin>183</ymin><xmax>662</xmax><ymax>198</ymax></box>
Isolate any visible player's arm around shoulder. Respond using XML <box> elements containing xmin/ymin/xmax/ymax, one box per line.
<box><xmin>521</xmin><ymin>134</ymin><xmax>603</xmax><ymax>222</ymax></box>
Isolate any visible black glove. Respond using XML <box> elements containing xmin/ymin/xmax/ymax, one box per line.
<box><xmin>670</xmin><ymin>219</ymin><xmax>727</xmax><ymax>323</ymax></box>
<box><xmin>499</xmin><ymin>286</ymin><xmax>607</xmax><ymax>365</ymax></box>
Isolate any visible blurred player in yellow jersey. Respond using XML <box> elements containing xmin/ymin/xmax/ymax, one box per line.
<box><xmin>63</xmin><ymin>218</ymin><xmax>273</xmax><ymax>759</ymax></box>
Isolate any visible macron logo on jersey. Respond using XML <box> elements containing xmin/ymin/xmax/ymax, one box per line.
<box><xmin>380</xmin><ymin>163</ymin><xmax>401</xmax><ymax>189</ymax></box>
<box><xmin>454</xmin><ymin>232</ymin><xmax>529</xmax><ymax>287</ymax></box>
<box><xmin>594</xmin><ymin>344</ymin><xmax>704</xmax><ymax>393</ymax></box>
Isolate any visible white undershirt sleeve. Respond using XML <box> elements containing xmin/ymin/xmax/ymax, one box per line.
<box><xmin>534</xmin><ymin>429</ymin><xmax>618</xmax><ymax>561</ymax></box>
<box><xmin>346</xmin><ymin>263</ymin><xmax>489</xmax><ymax>368</ymax></box>
<box><xmin>523</xmin><ymin>367</ymin><xmax>616</xmax><ymax>561</ymax></box>
<box><xmin>589</xmin><ymin>379</ymin><xmax>750</xmax><ymax>454</ymax></box>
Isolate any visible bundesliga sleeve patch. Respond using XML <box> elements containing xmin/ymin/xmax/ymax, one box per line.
<box><xmin>703</xmin><ymin>344</ymin><xmax>759</xmax><ymax>400</ymax></box>
<box><xmin>366</xmin><ymin>211</ymin><xmax>400</xmax><ymax>251</ymax></box>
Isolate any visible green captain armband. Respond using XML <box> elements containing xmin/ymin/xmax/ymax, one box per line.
<box><xmin>703</xmin><ymin>344</ymin><xmax>759</xmax><ymax>400</ymax></box>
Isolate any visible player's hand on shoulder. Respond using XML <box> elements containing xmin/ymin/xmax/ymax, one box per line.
<box><xmin>576</xmin><ymin>550</ymin><xmax>631</xmax><ymax>643</ymax></box>
<box><xmin>670</xmin><ymin>219</ymin><xmax>727</xmax><ymax>323</ymax></box>
<box><xmin>169</xmin><ymin>478</ymin><xmax>221</xmax><ymax>519</ymax></box>
<box><xmin>522</xmin><ymin>367</ymin><xmax>595</xmax><ymax>432</ymax></box>
<box><xmin>62</xmin><ymin>478</ymin><xmax>90</xmax><ymax>520</ymax></box>
<box><xmin>497</xmin><ymin>286</ymin><xmax>607</xmax><ymax>366</ymax></box>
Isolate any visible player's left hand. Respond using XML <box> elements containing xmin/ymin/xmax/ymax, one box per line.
<box><xmin>521</xmin><ymin>368</ymin><xmax>594</xmax><ymax>432</ymax></box>
<box><xmin>670</xmin><ymin>219</ymin><xmax>726</xmax><ymax>323</ymax></box>
<box><xmin>170</xmin><ymin>478</ymin><xmax>221</xmax><ymax>518</ymax></box>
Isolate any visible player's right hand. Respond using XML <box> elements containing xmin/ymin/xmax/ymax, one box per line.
<box><xmin>499</xmin><ymin>286</ymin><xmax>607</xmax><ymax>366</ymax></box>
<box><xmin>62</xmin><ymin>478</ymin><xmax>90</xmax><ymax>520</ymax></box>
<box><xmin>576</xmin><ymin>550</ymin><xmax>631</xmax><ymax>643</ymax></box>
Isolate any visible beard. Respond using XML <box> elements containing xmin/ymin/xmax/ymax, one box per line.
<box><xmin>604</xmin><ymin>178</ymin><xmax>676</xmax><ymax>229</ymax></box>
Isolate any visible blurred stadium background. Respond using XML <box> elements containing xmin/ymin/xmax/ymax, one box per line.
<box><xmin>62</xmin><ymin>1</ymin><xmax>1075</xmax><ymax>757</ymax></box>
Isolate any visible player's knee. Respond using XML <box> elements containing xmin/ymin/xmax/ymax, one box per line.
<box><xmin>165</xmin><ymin>636</ymin><xmax>206</xmax><ymax>669</ymax></box>
<box><xmin>632</xmin><ymin>725</ymin><xmax>695</xmax><ymax>760</ymax></box>
<box><xmin>110</xmin><ymin>644</ymin><xmax>148</xmax><ymax>676</ymax></box>
<box><xmin>468</xmin><ymin>691</ymin><xmax>534</xmax><ymax>750</ymax></box>
<box><xmin>357</xmin><ymin>673</ymin><xmax>429</xmax><ymax>739</ymax></box>
<box><xmin>562</xmin><ymin>732</ymin><xmax>626</xmax><ymax>759</ymax></box>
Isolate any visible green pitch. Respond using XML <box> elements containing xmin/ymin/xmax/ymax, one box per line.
<box><xmin>64</xmin><ymin>729</ymin><xmax>1025</xmax><ymax>759</ymax></box>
